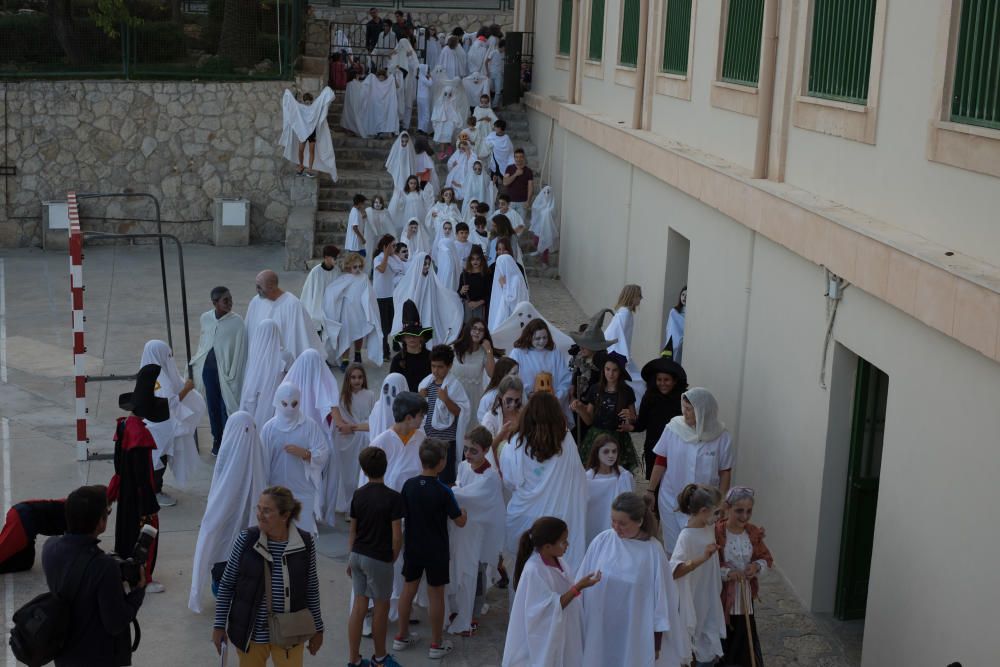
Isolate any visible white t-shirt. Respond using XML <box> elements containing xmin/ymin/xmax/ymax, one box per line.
<box><xmin>345</xmin><ymin>207</ymin><xmax>364</xmax><ymax>251</ymax></box>
<box><xmin>372</xmin><ymin>252</ymin><xmax>398</xmax><ymax>299</ymax></box>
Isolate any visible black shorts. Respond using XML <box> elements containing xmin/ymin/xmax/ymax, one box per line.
<box><xmin>306</xmin><ymin>130</ymin><xmax>317</xmax><ymax>143</ymax></box>
<box><xmin>402</xmin><ymin>554</ymin><xmax>449</xmax><ymax>586</ymax></box>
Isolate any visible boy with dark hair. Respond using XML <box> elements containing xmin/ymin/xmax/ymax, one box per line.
<box><xmin>297</xmin><ymin>92</ymin><xmax>318</xmax><ymax>178</ymax></box>
<box><xmin>485</xmin><ymin>119</ymin><xmax>514</xmax><ymax>178</ymax></box>
<box><xmin>418</xmin><ymin>345</ymin><xmax>470</xmax><ymax>485</ymax></box>
<box><xmin>393</xmin><ymin>440</ymin><xmax>467</xmax><ymax>659</ymax></box>
<box><xmin>347</xmin><ymin>447</ymin><xmax>405</xmax><ymax>667</ymax></box>
<box><xmin>346</xmin><ymin>194</ymin><xmax>369</xmax><ymax>256</ymax></box>
<box><xmin>453</xmin><ymin>221</ymin><xmax>473</xmax><ymax>266</ymax></box>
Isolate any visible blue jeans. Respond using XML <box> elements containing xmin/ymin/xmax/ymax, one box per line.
<box><xmin>202</xmin><ymin>349</ymin><xmax>228</xmax><ymax>447</ymax></box>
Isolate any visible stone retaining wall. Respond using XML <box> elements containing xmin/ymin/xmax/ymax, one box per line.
<box><xmin>0</xmin><ymin>80</ymin><xmax>298</xmax><ymax>247</ymax></box>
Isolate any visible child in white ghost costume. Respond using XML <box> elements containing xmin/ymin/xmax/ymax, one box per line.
<box><xmin>322</xmin><ymin>252</ymin><xmax>384</xmax><ymax>366</ymax></box>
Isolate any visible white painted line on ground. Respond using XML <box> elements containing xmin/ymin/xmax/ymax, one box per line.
<box><xmin>3</xmin><ymin>417</ymin><xmax>13</xmax><ymax>667</ymax></box>
<box><xmin>0</xmin><ymin>258</ymin><xmax>7</xmax><ymax>384</ymax></box>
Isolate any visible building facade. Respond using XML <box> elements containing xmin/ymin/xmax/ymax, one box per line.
<box><xmin>517</xmin><ymin>1</ymin><xmax>1000</xmax><ymax>665</ymax></box>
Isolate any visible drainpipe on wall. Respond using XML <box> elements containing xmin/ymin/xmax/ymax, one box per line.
<box><xmin>753</xmin><ymin>0</ymin><xmax>780</xmax><ymax>179</ymax></box>
<box><xmin>631</xmin><ymin>0</ymin><xmax>651</xmax><ymax>130</ymax></box>
<box><xmin>568</xmin><ymin>0</ymin><xmax>582</xmax><ymax>103</ymax></box>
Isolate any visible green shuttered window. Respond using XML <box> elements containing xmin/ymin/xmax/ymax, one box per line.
<box><xmin>720</xmin><ymin>0</ymin><xmax>765</xmax><ymax>87</ymax></box>
<box><xmin>807</xmin><ymin>0</ymin><xmax>877</xmax><ymax>104</ymax></box>
<box><xmin>951</xmin><ymin>0</ymin><xmax>1000</xmax><ymax>129</ymax></box>
<box><xmin>619</xmin><ymin>0</ymin><xmax>641</xmax><ymax>66</ymax></box>
<box><xmin>588</xmin><ymin>0</ymin><xmax>605</xmax><ymax>61</ymax></box>
<box><xmin>662</xmin><ymin>0</ymin><xmax>693</xmax><ymax>75</ymax></box>
<box><xmin>558</xmin><ymin>0</ymin><xmax>573</xmax><ymax>56</ymax></box>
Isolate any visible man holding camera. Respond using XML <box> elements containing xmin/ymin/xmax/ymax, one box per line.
<box><xmin>41</xmin><ymin>485</ymin><xmax>146</xmax><ymax>666</ymax></box>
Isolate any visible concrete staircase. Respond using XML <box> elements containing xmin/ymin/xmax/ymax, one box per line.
<box><xmin>314</xmin><ymin>95</ymin><xmax>557</xmax><ymax>278</ymax></box>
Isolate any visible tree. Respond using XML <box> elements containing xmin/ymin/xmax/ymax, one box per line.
<box><xmin>217</xmin><ymin>0</ymin><xmax>259</xmax><ymax>66</ymax></box>
<box><xmin>47</xmin><ymin>0</ymin><xmax>87</xmax><ymax>66</ymax></box>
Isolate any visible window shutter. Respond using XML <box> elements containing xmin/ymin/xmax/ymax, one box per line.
<box><xmin>559</xmin><ymin>0</ymin><xmax>574</xmax><ymax>56</ymax></box>
<box><xmin>662</xmin><ymin>0</ymin><xmax>693</xmax><ymax>75</ymax></box>
<box><xmin>588</xmin><ymin>0</ymin><xmax>606</xmax><ymax>61</ymax></box>
<box><xmin>619</xmin><ymin>0</ymin><xmax>641</xmax><ymax>67</ymax></box>
<box><xmin>951</xmin><ymin>0</ymin><xmax>1000</xmax><ymax>129</ymax></box>
<box><xmin>807</xmin><ymin>0</ymin><xmax>877</xmax><ymax>104</ymax></box>
<box><xmin>720</xmin><ymin>0</ymin><xmax>765</xmax><ymax>87</ymax></box>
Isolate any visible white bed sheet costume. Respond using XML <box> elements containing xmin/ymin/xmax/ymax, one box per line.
<box><xmin>577</xmin><ymin>529</ymin><xmax>689</xmax><ymax>667</ymax></box>
<box><xmin>671</xmin><ymin>525</ymin><xmax>724</xmax><ymax>663</ymax></box>
<box><xmin>245</xmin><ymin>290</ymin><xmax>324</xmax><ymax>361</ymax></box>
<box><xmin>501</xmin><ymin>551</ymin><xmax>584</xmax><ymax>667</ymax></box>
<box><xmin>190</xmin><ymin>308</ymin><xmax>247</xmax><ymax>417</ymax></box>
<box><xmin>432</xmin><ymin>85</ymin><xmax>466</xmax><ymax>146</ymax></box>
<box><xmin>388</xmin><ymin>187</ymin><xmax>430</xmax><ymax>233</ymax></box>
<box><xmin>363</xmin><ymin>73</ymin><xmax>400</xmax><ymax>136</ymax></box>
<box><xmin>488</xmin><ymin>254</ymin><xmax>530</xmax><ymax>332</ymax></box>
<box><xmin>332</xmin><ymin>387</ymin><xmax>375</xmax><ymax>513</ymax></box>
<box><xmin>283</xmin><ymin>349</ymin><xmax>340</xmax><ymax>525</ymax></box>
<box><xmin>432</xmin><ymin>230</ymin><xmax>462</xmax><ymax>292</ymax></box>
<box><xmin>389</xmin><ymin>39</ymin><xmax>419</xmax><ymax>127</ymax></box>
<box><xmin>322</xmin><ymin>269</ymin><xmax>384</xmax><ymax>365</ymax></box>
<box><xmin>140</xmin><ymin>340</ymin><xmax>207</xmax><ymax>489</ymax></box>
<box><xmin>385</xmin><ymin>131</ymin><xmax>418</xmax><ymax>193</ymax></box>
<box><xmin>447</xmin><ymin>459</ymin><xmax>505</xmax><ymax>635</ymax></box>
<box><xmin>279</xmin><ymin>88</ymin><xmax>338</xmax><ymax>180</ymax></box>
<box><xmin>239</xmin><ymin>319</ymin><xmax>294</xmax><ymax>435</ymax></box>
<box><xmin>401</xmin><ymin>216</ymin><xmax>431</xmax><ymax>256</ymax></box>
<box><xmin>500</xmin><ymin>432</ymin><xmax>588</xmax><ymax>569</ymax></box>
<box><xmin>299</xmin><ymin>262</ymin><xmax>340</xmax><ymax>337</ymax></box>
<box><xmin>473</xmin><ymin>105</ymin><xmax>499</xmax><ymax>159</ymax></box>
<box><xmin>188</xmin><ymin>411</ymin><xmax>267</xmax><ymax>613</ymax></box>
<box><xmin>416</xmin><ymin>64</ymin><xmax>434</xmax><ymax>134</ymax></box>
<box><xmin>367</xmin><ymin>372</ymin><xmax>408</xmax><ymax>441</ymax></box>
<box><xmin>529</xmin><ymin>185</ymin><xmax>560</xmax><ymax>256</ymax></box>
<box><xmin>461</xmin><ymin>160</ymin><xmax>497</xmax><ymax>219</ymax></box>
<box><xmin>364</xmin><ymin>201</ymin><xmax>395</xmax><ymax>259</ymax></box>
<box><xmin>341</xmin><ymin>76</ymin><xmax>368</xmax><ymax>137</ymax></box>
<box><xmin>445</xmin><ymin>144</ymin><xmax>475</xmax><ymax>201</ymax></box>
<box><xmin>390</xmin><ymin>251</ymin><xmax>465</xmax><ymax>347</ymax></box>
<box><xmin>261</xmin><ymin>382</ymin><xmax>330</xmax><ymax>535</ymax></box>
<box><xmin>584</xmin><ymin>468</ymin><xmax>635</xmax><ymax>545</ymax></box>
<box><xmin>489</xmin><ymin>301</ymin><xmax>576</xmax><ymax>355</ymax></box>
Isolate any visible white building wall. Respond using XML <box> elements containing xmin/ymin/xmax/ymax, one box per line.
<box><xmin>529</xmin><ymin>0</ymin><xmax>570</xmax><ymax>101</ymax></box>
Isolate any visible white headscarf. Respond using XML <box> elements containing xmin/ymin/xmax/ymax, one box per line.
<box><xmin>401</xmin><ymin>216</ymin><xmax>431</xmax><ymax>255</ymax></box>
<box><xmin>284</xmin><ymin>349</ymin><xmax>340</xmax><ymax>429</ymax></box>
<box><xmin>390</xmin><ymin>37</ymin><xmax>418</xmax><ymax>72</ymax></box>
<box><xmin>667</xmin><ymin>387</ymin><xmax>726</xmax><ymax>442</ymax></box>
<box><xmin>385</xmin><ymin>131</ymin><xmax>418</xmax><ymax>192</ymax></box>
<box><xmin>188</xmin><ymin>411</ymin><xmax>267</xmax><ymax>613</ymax></box>
<box><xmin>272</xmin><ymin>382</ymin><xmax>306</xmax><ymax>432</ymax></box>
<box><xmin>530</xmin><ymin>185</ymin><xmax>559</xmax><ymax>256</ymax></box>
<box><xmin>368</xmin><ymin>373</ymin><xmax>409</xmax><ymax>438</ymax></box>
<box><xmin>390</xmin><ymin>251</ymin><xmax>464</xmax><ymax>346</ymax></box>
<box><xmin>462</xmin><ymin>160</ymin><xmax>497</xmax><ymax>219</ymax></box>
<box><xmin>140</xmin><ymin>339</ymin><xmax>185</xmax><ymax>396</ymax></box>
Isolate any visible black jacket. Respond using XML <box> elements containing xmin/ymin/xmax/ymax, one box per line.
<box><xmin>41</xmin><ymin>533</ymin><xmax>144</xmax><ymax>667</ymax></box>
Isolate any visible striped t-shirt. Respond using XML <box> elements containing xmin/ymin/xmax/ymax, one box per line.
<box><xmin>213</xmin><ymin>530</ymin><xmax>323</xmax><ymax>643</ymax></box>
<box><xmin>423</xmin><ymin>382</ymin><xmax>458</xmax><ymax>442</ymax></box>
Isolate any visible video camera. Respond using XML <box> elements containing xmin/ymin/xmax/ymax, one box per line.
<box><xmin>112</xmin><ymin>524</ymin><xmax>157</xmax><ymax>588</ymax></box>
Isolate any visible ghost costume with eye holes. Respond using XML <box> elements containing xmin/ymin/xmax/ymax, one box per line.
<box><xmin>461</xmin><ymin>161</ymin><xmax>497</xmax><ymax>220</ymax></box>
<box><xmin>529</xmin><ymin>185</ymin><xmax>560</xmax><ymax>256</ymax></box>
<box><xmin>322</xmin><ymin>270</ymin><xmax>384</xmax><ymax>365</ymax></box>
<box><xmin>140</xmin><ymin>339</ymin><xmax>206</xmax><ymax>489</ymax></box>
<box><xmin>260</xmin><ymin>383</ymin><xmax>330</xmax><ymax>535</ymax></box>
<box><xmin>239</xmin><ymin>319</ymin><xmax>295</xmax><ymax>431</ymax></box>
<box><xmin>385</xmin><ymin>132</ymin><xmax>418</xmax><ymax>193</ymax></box>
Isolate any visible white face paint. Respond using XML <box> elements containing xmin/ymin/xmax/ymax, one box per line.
<box><xmin>373</xmin><ymin>199</ymin><xmax>384</xmax><ymax>210</ymax></box>
<box><xmin>598</xmin><ymin>443</ymin><xmax>619</xmax><ymax>469</ymax></box>
<box><xmin>531</xmin><ymin>329</ymin><xmax>549</xmax><ymax>350</ymax></box>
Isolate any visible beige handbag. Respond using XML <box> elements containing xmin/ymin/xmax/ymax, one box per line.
<box><xmin>263</xmin><ymin>561</ymin><xmax>316</xmax><ymax>648</ymax></box>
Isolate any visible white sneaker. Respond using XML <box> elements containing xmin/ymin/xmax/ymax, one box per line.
<box><xmin>479</xmin><ymin>602</ymin><xmax>490</xmax><ymax>616</ymax></box>
<box><xmin>392</xmin><ymin>632</ymin><xmax>418</xmax><ymax>651</ymax></box>
<box><xmin>362</xmin><ymin>611</ymin><xmax>373</xmax><ymax>637</ymax></box>
<box><xmin>428</xmin><ymin>641</ymin><xmax>453</xmax><ymax>659</ymax></box>
<box><xmin>156</xmin><ymin>493</ymin><xmax>177</xmax><ymax>507</ymax></box>
<box><xmin>145</xmin><ymin>581</ymin><xmax>166</xmax><ymax>593</ymax></box>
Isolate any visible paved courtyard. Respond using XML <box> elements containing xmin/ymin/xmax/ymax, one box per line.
<box><xmin>0</xmin><ymin>244</ymin><xmax>859</xmax><ymax>665</ymax></box>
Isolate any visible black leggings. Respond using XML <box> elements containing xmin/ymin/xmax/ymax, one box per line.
<box><xmin>377</xmin><ymin>297</ymin><xmax>394</xmax><ymax>358</ymax></box>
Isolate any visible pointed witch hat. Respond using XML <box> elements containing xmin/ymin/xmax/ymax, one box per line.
<box><xmin>393</xmin><ymin>299</ymin><xmax>434</xmax><ymax>343</ymax></box>
<box><xmin>118</xmin><ymin>364</ymin><xmax>170</xmax><ymax>423</ymax></box>
<box><xmin>567</xmin><ymin>308</ymin><xmax>617</xmax><ymax>351</ymax></box>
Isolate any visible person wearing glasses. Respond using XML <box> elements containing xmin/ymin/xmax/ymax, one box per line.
<box><xmin>715</xmin><ymin>486</ymin><xmax>772</xmax><ymax>667</ymax></box>
<box><xmin>480</xmin><ymin>374</ymin><xmax>524</xmax><ymax>464</ymax></box>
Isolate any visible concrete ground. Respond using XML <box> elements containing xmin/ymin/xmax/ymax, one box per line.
<box><xmin>0</xmin><ymin>243</ymin><xmax>859</xmax><ymax>666</ymax></box>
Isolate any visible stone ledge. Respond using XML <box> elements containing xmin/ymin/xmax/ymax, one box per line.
<box><xmin>285</xmin><ymin>205</ymin><xmax>317</xmax><ymax>271</ymax></box>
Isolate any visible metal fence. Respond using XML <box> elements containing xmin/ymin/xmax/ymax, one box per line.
<box><xmin>0</xmin><ymin>0</ymin><xmax>305</xmax><ymax>80</ymax></box>
<box><xmin>325</xmin><ymin>1</ymin><xmax>513</xmax><ymax>8</ymax></box>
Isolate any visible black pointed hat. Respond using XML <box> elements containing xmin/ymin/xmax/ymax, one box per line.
<box><xmin>394</xmin><ymin>299</ymin><xmax>434</xmax><ymax>342</ymax></box>
<box><xmin>118</xmin><ymin>364</ymin><xmax>170</xmax><ymax>423</ymax></box>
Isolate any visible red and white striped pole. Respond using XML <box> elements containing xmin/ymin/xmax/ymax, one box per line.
<box><xmin>67</xmin><ymin>191</ymin><xmax>88</xmax><ymax>461</ymax></box>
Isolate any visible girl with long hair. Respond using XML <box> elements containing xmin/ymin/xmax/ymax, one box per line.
<box><xmin>458</xmin><ymin>244</ymin><xmax>490</xmax><ymax>322</ymax></box>
<box><xmin>508</xmin><ymin>318</ymin><xmax>571</xmax><ymax>410</ymax></box>
<box><xmin>330</xmin><ymin>364</ymin><xmax>374</xmax><ymax>515</ymax></box>
<box><xmin>570</xmin><ymin>351</ymin><xmax>639</xmax><ymax>472</ymax></box>
<box><xmin>449</xmin><ymin>318</ymin><xmax>495</xmax><ymax>427</ymax></box>
<box><xmin>477</xmin><ymin>356</ymin><xmax>519</xmax><ymax>422</ymax></box>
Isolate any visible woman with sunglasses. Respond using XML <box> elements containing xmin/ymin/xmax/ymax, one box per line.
<box><xmin>481</xmin><ymin>375</ymin><xmax>525</xmax><ymax>465</ymax></box>
<box><xmin>715</xmin><ymin>486</ymin><xmax>772</xmax><ymax>667</ymax></box>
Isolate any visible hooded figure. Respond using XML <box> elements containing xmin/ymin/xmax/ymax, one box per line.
<box><xmin>284</xmin><ymin>348</ymin><xmax>343</xmax><ymax>528</ymax></box>
<box><xmin>279</xmin><ymin>88</ymin><xmax>338</xmax><ymax>180</ymax></box>
<box><xmin>436</xmin><ymin>40</ymin><xmax>465</xmax><ymax>78</ymax></box>
<box><xmin>462</xmin><ymin>71</ymin><xmax>491</xmax><ymax>107</ymax></box>
<box><xmin>239</xmin><ymin>319</ymin><xmax>294</xmax><ymax>430</ymax></box>
<box><xmin>416</xmin><ymin>63</ymin><xmax>435</xmax><ymax>134</ymax></box>
<box><xmin>461</xmin><ymin>160</ymin><xmax>497</xmax><ymax>219</ymax></box>
<box><xmin>490</xmin><ymin>301</ymin><xmax>575</xmax><ymax>355</ymax></box>
<box><xmin>188</xmin><ymin>412</ymin><xmax>267</xmax><ymax>613</ymax></box>
<box><xmin>466</xmin><ymin>36</ymin><xmax>490</xmax><ymax>75</ymax></box>
<box><xmin>488</xmin><ymin>254</ymin><xmax>530</xmax><ymax>332</ymax></box>
<box><xmin>385</xmin><ymin>131</ymin><xmax>418</xmax><ymax>192</ymax></box>
<box><xmin>323</xmin><ymin>259</ymin><xmax>385</xmax><ymax>366</ymax></box>
<box><xmin>401</xmin><ymin>216</ymin><xmax>431</xmax><ymax>256</ymax></box>
<box><xmin>432</xmin><ymin>85</ymin><xmax>465</xmax><ymax>145</ymax></box>
<box><xmin>432</xmin><ymin>225</ymin><xmax>461</xmax><ymax>292</ymax></box>
<box><xmin>109</xmin><ymin>364</ymin><xmax>168</xmax><ymax>582</ymax></box>
<box><xmin>342</xmin><ymin>73</ymin><xmax>369</xmax><ymax>137</ymax></box>
<box><xmin>390</xmin><ymin>39</ymin><xmax>419</xmax><ymax>125</ymax></box>
<box><xmin>261</xmin><ymin>383</ymin><xmax>331</xmax><ymax>535</ymax></box>
<box><xmin>363</xmin><ymin>72</ymin><xmax>400</xmax><ymax>136</ymax></box>
<box><xmin>367</xmin><ymin>372</ymin><xmax>410</xmax><ymax>440</ymax></box>
<box><xmin>652</xmin><ymin>387</ymin><xmax>733</xmax><ymax>552</ymax></box>
<box><xmin>140</xmin><ymin>340</ymin><xmax>206</xmax><ymax>490</ymax></box>
<box><xmin>445</xmin><ymin>141</ymin><xmax>475</xmax><ymax>201</ymax></box>
<box><xmin>530</xmin><ymin>185</ymin><xmax>560</xmax><ymax>257</ymax></box>
<box><xmin>300</xmin><ymin>252</ymin><xmax>341</xmax><ymax>335</ymax></box>
<box><xmin>390</xmin><ymin>251</ymin><xmax>464</xmax><ymax>347</ymax></box>
<box><xmin>388</xmin><ymin>180</ymin><xmax>429</xmax><ymax>233</ymax></box>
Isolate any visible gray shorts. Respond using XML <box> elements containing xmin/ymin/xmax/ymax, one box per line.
<box><xmin>349</xmin><ymin>552</ymin><xmax>394</xmax><ymax>600</ymax></box>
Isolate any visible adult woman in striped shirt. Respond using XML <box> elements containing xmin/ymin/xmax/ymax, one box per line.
<box><xmin>212</xmin><ymin>486</ymin><xmax>324</xmax><ymax>666</ymax></box>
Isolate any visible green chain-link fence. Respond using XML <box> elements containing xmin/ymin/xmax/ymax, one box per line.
<box><xmin>0</xmin><ymin>0</ymin><xmax>305</xmax><ymax>79</ymax></box>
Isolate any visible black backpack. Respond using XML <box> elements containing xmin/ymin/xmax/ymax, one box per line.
<box><xmin>9</xmin><ymin>548</ymin><xmax>98</xmax><ymax>667</ymax></box>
